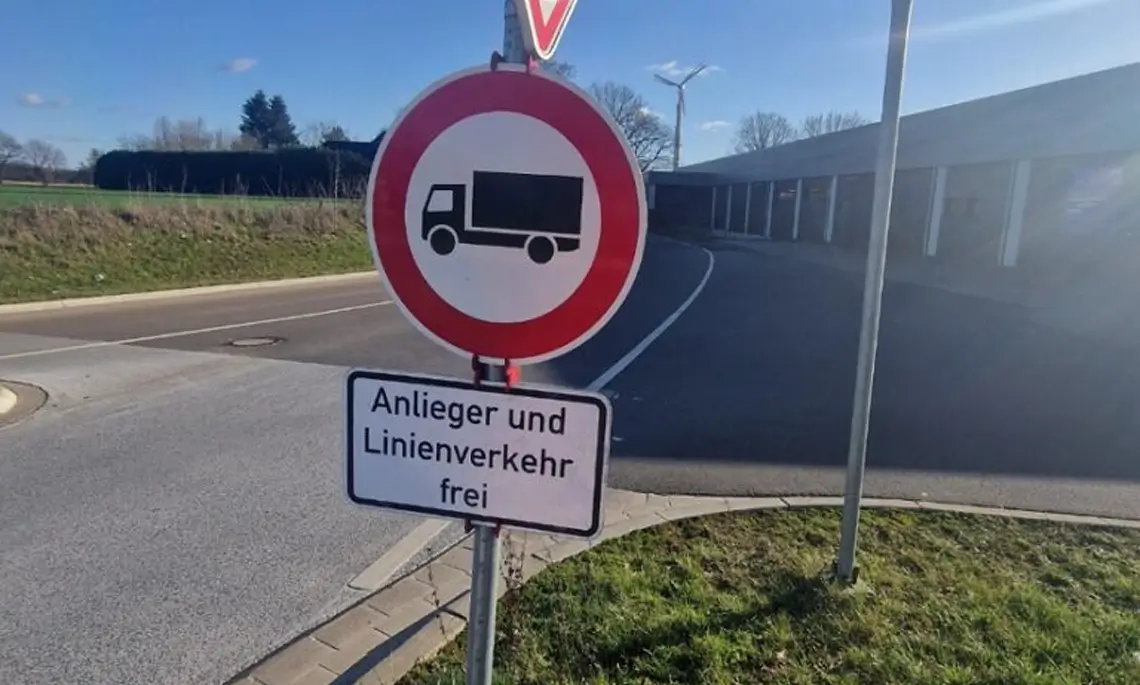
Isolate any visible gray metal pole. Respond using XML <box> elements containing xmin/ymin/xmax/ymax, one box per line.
<box><xmin>465</xmin><ymin>9</ymin><xmax>525</xmax><ymax>682</ymax></box>
<box><xmin>672</xmin><ymin>90</ymin><xmax>683</xmax><ymax>171</ymax></box>
<box><xmin>464</xmin><ymin>363</ymin><xmax>506</xmax><ymax>685</ymax></box>
<box><xmin>502</xmin><ymin>0</ymin><xmax>527</xmax><ymax>63</ymax></box>
<box><xmin>835</xmin><ymin>0</ymin><xmax>913</xmax><ymax>584</ymax></box>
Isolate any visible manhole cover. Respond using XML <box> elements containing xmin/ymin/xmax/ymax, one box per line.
<box><xmin>228</xmin><ymin>336</ymin><xmax>283</xmax><ymax>348</ymax></box>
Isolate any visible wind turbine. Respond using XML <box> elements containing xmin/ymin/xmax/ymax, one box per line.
<box><xmin>654</xmin><ymin>64</ymin><xmax>707</xmax><ymax>171</ymax></box>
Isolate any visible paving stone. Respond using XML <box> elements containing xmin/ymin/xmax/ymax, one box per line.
<box><xmin>363</xmin><ymin>576</ymin><xmax>436</xmax><ymax>616</ymax></box>
<box><xmin>352</xmin><ymin>611</ymin><xmax>466</xmax><ymax>685</ymax></box>
<box><xmin>412</xmin><ymin>558</ymin><xmax>471</xmax><ymax>591</ymax></box>
<box><xmin>371</xmin><ymin>595</ymin><xmax>464</xmax><ymax>637</ymax></box>
<box><xmin>249</xmin><ymin>638</ymin><xmax>339</xmax><ymax>685</ymax></box>
<box><xmin>287</xmin><ymin>666</ymin><xmax>339</xmax><ymax>685</ymax></box>
<box><xmin>431</xmin><ymin>545</ymin><xmax>474</xmax><ymax>576</ymax></box>
<box><xmin>538</xmin><ymin>536</ymin><xmax>595</xmax><ymax>563</ymax></box>
<box><xmin>598</xmin><ymin>513</ymin><xmax>669</xmax><ymax>539</ymax></box>
<box><xmin>861</xmin><ymin>498</ymin><xmax>922</xmax><ymax>510</ymax></box>
<box><xmin>605</xmin><ymin>489</ymin><xmax>648</xmax><ymax>515</ymax></box>
<box><xmin>915</xmin><ymin>501</ymin><xmax>1008</xmax><ymax>516</ymax></box>
<box><xmin>655</xmin><ymin>500</ymin><xmax>731</xmax><ymax>522</ymax></box>
<box><xmin>315</xmin><ymin>626</ymin><xmax>393</xmax><ymax>675</ymax></box>
<box><xmin>664</xmin><ymin>494</ymin><xmax>711</xmax><ymax>509</ymax></box>
<box><xmin>782</xmin><ymin>496</ymin><xmax>844</xmax><ymax>508</ymax></box>
<box><xmin>314</xmin><ymin>604</ymin><xmax>392</xmax><ymax>647</ymax></box>
<box><xmin>724</xmin><ymin>496</ymin><xmax>787</xmax><ymax>511</ymax></box>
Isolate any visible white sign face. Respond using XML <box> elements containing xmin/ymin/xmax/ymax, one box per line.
<box><xmin>405</xmin><ymin>111</ymin><xmax>602</xmax><ymax>324</ymax></box>
<box><xmin>345</xmin><ymin>369</ymin><xmax>610</xmax><ymax>538</ymax></box>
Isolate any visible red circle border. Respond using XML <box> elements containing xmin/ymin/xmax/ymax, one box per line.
<box><xmin>368</xmin><ymin>67</ymin><xmax>643</xmax><ymax>363</ymax></box>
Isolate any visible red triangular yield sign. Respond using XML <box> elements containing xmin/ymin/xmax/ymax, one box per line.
<box><xmin>516</xmin><ymin>0</ymin><xmax>578</xmax><ymax>61</ymax></box>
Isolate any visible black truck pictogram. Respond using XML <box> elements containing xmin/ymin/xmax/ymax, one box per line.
<box><xmin>421</xmin><ymin>171</ymin><xmax>584</xmax><ymax>264</ymax></box>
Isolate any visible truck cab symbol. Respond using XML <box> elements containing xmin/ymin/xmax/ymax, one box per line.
<box><xmin>422</xmin><ymin>171</ymin><xmax>584</xmax><ymax>265</ymax></box>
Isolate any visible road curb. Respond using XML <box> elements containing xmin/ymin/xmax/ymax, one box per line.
<box><xmin>0</xmin><ymin>271</ymin><xmax>378</xmax><ymax>315</ymax></box>
<box><xmin>226</xmin><ymin>490</ymin><xmax>1140</xmax><ymax>685</ymax></box>
<box><xmin>0</xmin><ymin>385</ymin><xmax>16</xmax><ymax>415</ymax></box>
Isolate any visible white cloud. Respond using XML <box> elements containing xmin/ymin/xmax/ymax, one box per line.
<box><xmin>874</xmin><ymin>0</ymin><xmax>1119</xmax><ymax>44</ymax></box>
<box><xmin>18</xmin><ymin>92</ymin><xmax>69</xmax><ymax>107</ymax></box>
<box><xmin>699</xmin><ymin>120</ymin><xmax>731</xmax><ymax>132</ymax></box>
<box><xmin>639</xmin><ymin>106</ymin><xmax>664</xmax><ymax>119</ymax></box>
<box><xmin>223</xmin><ymin>57</ymin><xmax>258</xmax><ymax>73</ymax></box>
<box><xmin>648</xmin><ymin>60</ymin><xmax>722</xmax><ymax>79</ymax></box>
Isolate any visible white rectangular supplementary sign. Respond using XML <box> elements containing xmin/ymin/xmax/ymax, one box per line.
<box><xmin>345</xmin><ymin>369</ymin><xmax>611</xmax><ymax>538</ymax></box>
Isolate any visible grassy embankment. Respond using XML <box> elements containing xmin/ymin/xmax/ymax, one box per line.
<box><xmin>403</xmin><ymin>508</ymin><xmax>1140</xmax><ymax>685</ymax></box>
<box><xmin>0</xmin><ymin>184</ymin><xmax>373</xmax><ymax>304</ymax></box>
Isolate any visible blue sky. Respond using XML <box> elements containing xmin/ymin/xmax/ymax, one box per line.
<box><xmin>4</xmin><ymin>0</ymin><xmax>1139</xmax><ymax>167</ymax></box>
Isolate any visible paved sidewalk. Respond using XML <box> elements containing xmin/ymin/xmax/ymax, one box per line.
<box><xmin>227</xmin><ymin>489</ymin><xmax>1140</xmax><ymax>685</ymax></box>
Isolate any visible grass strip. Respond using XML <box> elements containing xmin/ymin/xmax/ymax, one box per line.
<box><xmin>0</xmin><ymin>202</ymin><xmax>374</xmax><ymax>303</ymax></box>
<box><xmin>403</xmin><ymin>508</ymin><xmax>1140</xmax><ymax>685</ymax></box>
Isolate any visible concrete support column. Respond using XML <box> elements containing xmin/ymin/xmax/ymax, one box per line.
<box><xmin>710</xmin><ymin>186</ymin><xmax>717</xmax><ymax>233</ymax></box>
<box><xmin>724</xmin><ymin>185</ymin><xmax>734</xmax><ymax>232</ymax></box>
<box><xmin>1001</xmin><ymin>160</ymin><xmax>1032</xmax><ymax>267</ymax></box>
<box><xmin>792</xmin><ymin>178</ymin><xmax>804</xmax><ymax>241</ymax></box>
<box><xmin>925</xmin><ymin>166</ymin><xmax>949</xmax><ymax>257</ymax></box>
<box><xmin>824</xmin><ymin>175</ymin><xmax>839</xmax><ymax>243</ymax></box>
<box><xmin>742</xmin><ymin>184</ymin><xmax>753</xmax><ymax>235</ymax></box>
<box><xmin>764</xmin><ymin>182</ymin><xmax>775</xmax><ymax>238</ymax></box>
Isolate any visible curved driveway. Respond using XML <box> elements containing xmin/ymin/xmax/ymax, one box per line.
<box><xmin>607</xmin><ymin>240</ymin><xmax>1140</xmax><ymax>520</ymax></box>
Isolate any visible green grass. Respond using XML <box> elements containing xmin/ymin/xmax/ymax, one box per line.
<box><xmin>403</xmin><ymin>509</ymin><xmax>1140</xmax><ymax>685</ymax></box>
<box><xmin>0</xmin><ymin>202</ymin><xmax>373</xmax><ymax>303</ymax></box>
<box><xmin>0</xmin><ymin>183</ymin><xmax>351</xmax><ymax>209</ymax></box>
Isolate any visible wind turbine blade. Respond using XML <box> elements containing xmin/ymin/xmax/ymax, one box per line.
<box><xmin>654</xmin><ymin>74</ymin><xmax>679</xmax><ymax>87</ymax></box>
<box><xmin>680</xmin><ymin>63</ymin><xmax>708</xmax><ymax>86</ymax></box>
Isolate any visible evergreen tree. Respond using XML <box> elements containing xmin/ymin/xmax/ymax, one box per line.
<box><xmin>239</xmin><ymin>90</ymin><xmax>273</xmax><ymax>149</ymax></box>
<box><xmin>267</xmin><ymin>95</ymin><xmax>299</xmax><ymax>148</ymax></box>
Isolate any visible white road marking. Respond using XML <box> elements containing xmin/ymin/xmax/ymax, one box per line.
<box><xmin>0</xmin><ymin>301</ymin><xmax>394</xmax><ymax>362</ymax></box>
<box><xmin>586</xmin><ymin>245</ymin><xmax>715</xmax><ymax>391</ymax></box>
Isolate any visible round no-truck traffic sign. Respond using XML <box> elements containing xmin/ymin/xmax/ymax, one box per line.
<box><xmin>366</xmin><ymin>63</ymin><xmax>647</xmax><ymax>366</ymax></box>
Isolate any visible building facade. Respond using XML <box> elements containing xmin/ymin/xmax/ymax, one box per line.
<box><xmin>645</xmin><ymin>62</ymin><xmax>1140</xmax><ymax>280</ymax></box>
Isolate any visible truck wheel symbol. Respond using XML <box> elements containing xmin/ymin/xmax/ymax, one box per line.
<box><xmin>428</xmin><ymin>226</ymin><xmax>458</xmax><ymax>256</ymax></box>
<box><xmin>526</xmin><ymin>236</ymin><xmax>556</xmax><ymax>265</ymax></box>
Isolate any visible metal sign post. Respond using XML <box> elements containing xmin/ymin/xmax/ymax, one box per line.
<box><xmin>466</xmin><ymin>9</ymin><xmax>527</xmax><ymax>685</ymax></box>
<box><xmin>465</xmin><ymin>359</ymin><xmax>506</xmax><ymax>685</ymax></box>
<box><xmin>835</xmin><ymin>0</ymin><xmax>914</xmax><ymax>585</ymax></box>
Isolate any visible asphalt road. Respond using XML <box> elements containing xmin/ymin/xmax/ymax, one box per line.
<box><xmin>604</xmin><ymin>242</ymin><xmax>1140</xmax><ymax>519</ymax></box>
<box><xmin>0</xmin><ymin>236</ymin><xmax>710</xmax><ymax>685</ymax></box>
<box><xmin>4</xmin><ymin>234</ymin><xmax>1140</xmax><ymax>684</ymax></box>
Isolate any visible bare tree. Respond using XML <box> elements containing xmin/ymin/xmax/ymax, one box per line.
<box><xmin>800</xmin><ymin>110</ymin><xmax>871</xmax><ymax>138</ymax></box>
<box><xmin>23</xmin><ymin>139</ymin><xmax>67</xmax><ymax>185</ymax></box>
<box><xmin>733</xmin><ymin>112</ymin><xmax>798</xmax><ymax>153</ymax></box>
<box><xmin>119</xmin><ymin>116</ymin><xmax>238</xmax><ymax>151</ymax></box>
<box><xmin>301</xmin><ymin>121</ymin><xmax>350</xmax><ymax>147</ymax></box>
<box><xmin>588</xmin><ymin>81</ymin><xmax>673</xmax><ymax>172</ymax></box>
<box><xmin>541</xmin><ymin>60</ymin><xmax>576</xmax><ymax>81</ymax></box>
<box><xmin>229</xmin><ymin>134</ymin><xmax>262</xmax><ymax>151</ymax></box>
<box><xmin>0</xmin><ymin>130</ymin><xmax>22</xmax><ymax>184</ymax></box>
